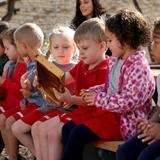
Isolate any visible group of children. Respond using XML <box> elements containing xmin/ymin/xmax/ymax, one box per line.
<box><xmin>0</xmin><ymin>6</ymin><xmax>159</xmax><ymax>160</ymax></box>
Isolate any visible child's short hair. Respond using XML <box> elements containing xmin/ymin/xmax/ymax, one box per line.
<box><xmin>46</xmin><ymin>25</ymin><xmax>76</xmax><ymax>58</ymax></box>
<box><xmin>105</xmin><ymin>9</ymin><xmax>151</xmax><ymax>49</ymax></box>
<box><xmin>153</xmin><ymin>18</ymin><xmax>160</xmax><ymax>38</ymax></box>
<box><xmin>0</xmin><ymin>22</ymin><xmax>9</xmax><ymax>48</ymax></box>
<box><xmin>74</xmin><ymin>18</ymin><xmax>107</xmax><ymax>43</ymax></box>
<box><xmin>49</xmin><ymin>25</ymin><xmax>75</xmax><ymax>48</ymax></box>
<box><xmin>14</xmin><ymin>23</ymin><xmax>44</xmax><ymax>49</ymax></box>
<box><xmin>1</xmin><ymin>28</ymin><xmax>16</xmax><ymax>46</ymax></box>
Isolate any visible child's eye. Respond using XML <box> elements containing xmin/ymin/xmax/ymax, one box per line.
<box><xmin>53</xmin><ymin>46</ymin><xmax>58</xmax><ymax>49</ymax></box>
<box><xmin>82</xmin><ymin>47</ymin><xmax>88</xmax><ymax>50</ymax></box>
<box><xmin>107</xmin><ymin>39</ymin><xmax>112</xmax><ymax>43</ymax></box>
<box><xmin>63</xmin><ymin>46</ymin><xmax>69</xmax><ymax>49</ymax></box>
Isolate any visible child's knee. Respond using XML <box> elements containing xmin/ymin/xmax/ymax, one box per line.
<box><xmin>31</xmin><ymin>121</ymin><xmax>41</xmax><ymax>136</ymax></box>
<box><xmin>47</xmin><ymin>130</ymin><xmax>61</xmax><ymax>141</ymax></box>
<box><xmin>11</xmin><ymin>120</ymin><xmax>21</xmax><ymax>136</ymax></box>
<box><xmin>5</xmin><ymin>116</ymin><xmax>16</xmax><ymax>130</ymax></box>
<box><xmin>39</xmin><ymin>124</ymin><xmax>47</xmax><ymax>137</ymax></box>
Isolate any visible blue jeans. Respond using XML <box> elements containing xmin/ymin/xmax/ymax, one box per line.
<box><xmin>116</xmin><ymin>134</ymin><xmax>160</xmax><ymax>160</ymax></box>
<box><xmin>61</xmin><ymin>120</ymin><xmax>100</xmax><ymax>160</ymax></box>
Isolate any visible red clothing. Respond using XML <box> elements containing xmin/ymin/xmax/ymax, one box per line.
<box><xmin>69</xmin><ymin>60</ymin><xmax>108</xmax><ymax>96</ymax></box>
<box><xmin>43</xmin><ymin>59</ymin><xmax>109</xmax><ymax>122</ymax></box>
<box><xmin>59</xmin><ymin>58</ymin><xmax>121</xmax><ymax>140</ymax></box>
<box><xmin>3</xmin><ymin>103</ymin><xmax>38</xmax><ymax>120</ymax></box>
<box><xmin>0</xmin><ymin>62</ymin><xmax>26</xmax><ymax>112</ymax></box>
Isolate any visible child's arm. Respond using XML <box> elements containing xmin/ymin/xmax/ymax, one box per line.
<box><xmin>0</xmin><ymin>68</ymin><xmax>8</xmax><ymax>85</ymax></box>
<box><xmin>53</xmin><ymin>88</ymin><xmax>86</xmax><ymax>106</ymax></box>
<box><xmin>65</xmin><ymin>72</ymin><xmax>75</xmax><ymax>85</ymax></box>
<box><xmin>85</xmin><ymin>65</ymin><xmax>155</xmax><ymax>113</ymax></box>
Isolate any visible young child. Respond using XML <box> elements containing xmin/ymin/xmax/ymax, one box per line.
<box><xmin>116</xmin><ymin>18</ymin><xmax>160</xmax><ymax>160</ymax></box>
<box><xmin>59</xmin><ymin>9</ymin><xmax>155</xmax><ymax>160</ymax></box>
<box><xmin>0</xmin><ymin>23</ymin><xmax>46</xmax><ymax>160</ymax></box>
<box><xmin>10</xmin><ymin>25</ymin><xmax>77</xmax><ymax>159</ymax></box>
<box><xmin>0</xmin><ymin>28</ymin><xmax>26</xmax><ymax>159</ymax></box>
<box><xmin>31</xmin><ymin>18</ymin><xmax>109</xmax><ymax>160</ymax></box>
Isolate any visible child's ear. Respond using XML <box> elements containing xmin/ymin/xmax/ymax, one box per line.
<box><xmin>72</xmin><ymin>42</ymin><xmax>77</xmax><ymax>55</ymax></box>
<box><xmin>21</xmin><ymin>41</ymin><xmax>28</xmax><ymax>50</ymax></box>
<box><xmin>99</xmin><ymin>41</ymin><xmax>107</xmax><ymax>51</ymax></box>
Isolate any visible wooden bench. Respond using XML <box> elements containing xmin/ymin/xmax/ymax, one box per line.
<box><xmin>95</xmin><ymin>141</ymin><xmax>124</xmax><ymax>152</ymax></box>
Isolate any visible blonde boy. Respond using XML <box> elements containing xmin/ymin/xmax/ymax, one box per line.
<box><xmin>4</xmin><ymin>23</ymin><xmax>45</xmax><ymax>160</ymax></box>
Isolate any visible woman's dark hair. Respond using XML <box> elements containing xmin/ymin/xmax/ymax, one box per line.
<box><xmin>0</xmin><ymin>22</ymin><xmax>9</xmax><ymax>48</ymax></box>
<box><xmin>71</xmin><ymin>0</ymin><xmax>106</xmax><ymax>29</ymax></box>
<box><xmin>105</xmin><ymin>9</ymin><xmax>151</xmax><ymax>49</ymax></box>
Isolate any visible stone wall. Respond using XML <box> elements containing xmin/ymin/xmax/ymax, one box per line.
<box><xmin>0</xmin><ymin>0</ymin><xmax>160</xmax><ymax>39</ymax></box>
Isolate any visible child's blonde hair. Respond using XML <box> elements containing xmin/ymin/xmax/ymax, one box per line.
<box><xmin>46</xmin><ymin>25</ymin><xmax>76</xmax><ymax>59</ymax></box>
<box><xmin>1</xmin><ymin>28</ymin><xmax>16</xmax><ymax>46</ymax></box>
<box><xmin>74</xmin><ymin>18</ymin><xmax>107</xmax><ymax>43</ymax></box>
<box><xmin>49</xmin><ymin>25</ymin><xmax>75</xmax><ymax>43</ymax></box>
<box><xmin>14</xmin><ymin>23</ymin><xmax>44</xmax><ymax>49</ymax></box>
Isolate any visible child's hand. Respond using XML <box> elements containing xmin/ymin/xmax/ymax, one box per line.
<box><xmin>136</xmin><ymin>119</ymin><xmax>150</xmax><ymax>132</ymax></box>
<box><xmin>20</xmin><ymin>88</ymin><xmax>32</xmax><ymax>98</ymax></box>
<box><xmin>138</xmin><ymin>122</ymin><xmax>160</xmax><ymax>144</ymax></box>
<box><xmin>62</xmin><ymin>102</ymin><xmax>71</xmax><ymax>109</ymax></box>
<box><xmin>80</xmin><ymin>89</ymin><xmax>89</xmax><ymax>97</ymax></box>
<box><xmin>33</xmin><ymin>75</ymin><xmax>39</xmax><ymax>88</ymax></box>
<box><xmin>19</xmin><ymin>100</ymin><xmax>26</xmax><ymax>110</ymax></box>
<box><xmin>21</xmin><ymin>72</ymin><xmax>31</xmax><ymax>89</ymax></box>
<box><xmin>144</xmin><ymin>122</ymin><xmax>160</xmax><ymax>144</ymax></box>
<box><xmin>82</xmin><ymin>92</ymin><xmax>96</xmax><ymax>106</ymax></box>
<box><xmin>53</xmin><ymin>87</ymin><xmax>72</xmax><ymax>104</ymax></box>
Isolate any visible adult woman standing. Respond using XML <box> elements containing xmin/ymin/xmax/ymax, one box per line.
<box><xmin>71</xmin><ymin>0</ymin><xmax>107</xmax><ymax>29</ymax></box>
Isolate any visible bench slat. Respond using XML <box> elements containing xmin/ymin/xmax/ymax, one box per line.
<box><xmin>95</xmin><ymin>141</ymin><xmax>123</xmax><ymax>152</ymax></box>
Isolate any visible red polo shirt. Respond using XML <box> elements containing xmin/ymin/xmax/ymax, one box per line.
<box><xmin>69</xmin><ymin>59</ymin><xmax>108</xmax><ymax>96</ymax></box>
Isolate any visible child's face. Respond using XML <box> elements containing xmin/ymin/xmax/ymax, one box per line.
<box><xmin>49</xmin><ymin>35</ymin><xmax>75</xmax><ymax>64</ymax></box>
<box><xmin>0</xmin><ymin>44</ymin><xmax>5</xmax><ymax>56</ymax></box>
<box><xmin>15</xmin><ymin>40</ymin><xmax>28</xmax><ymax>57</ymax></box>
<box><xmin>79</xmin><ymin>0</ymin><xmax>93</xmax><ymax>19</ymax></box>
<box><xmin>76</xmin><ymin>38</ymin><xmax>106</xmax><ymax>65</ymax></box>
<box><xmin>105</xmin><ymin>29</ymin><xmax>125</xmax><ymax>58</ymax></box>
<box><xmin>151</xmin><ymin>36</ymin><xmax>160</xmax><ymax>63</ymax></box>
<box><xmin>3</xmin><ymin>39</ymin><xmax>18</xmax><ymax>61</ymax></box>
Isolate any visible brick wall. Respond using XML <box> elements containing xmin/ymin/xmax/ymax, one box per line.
<box><xmin>0</xmin><ymin>0</ymin><xmax>160</xmax><ymax>39</ymax></box>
